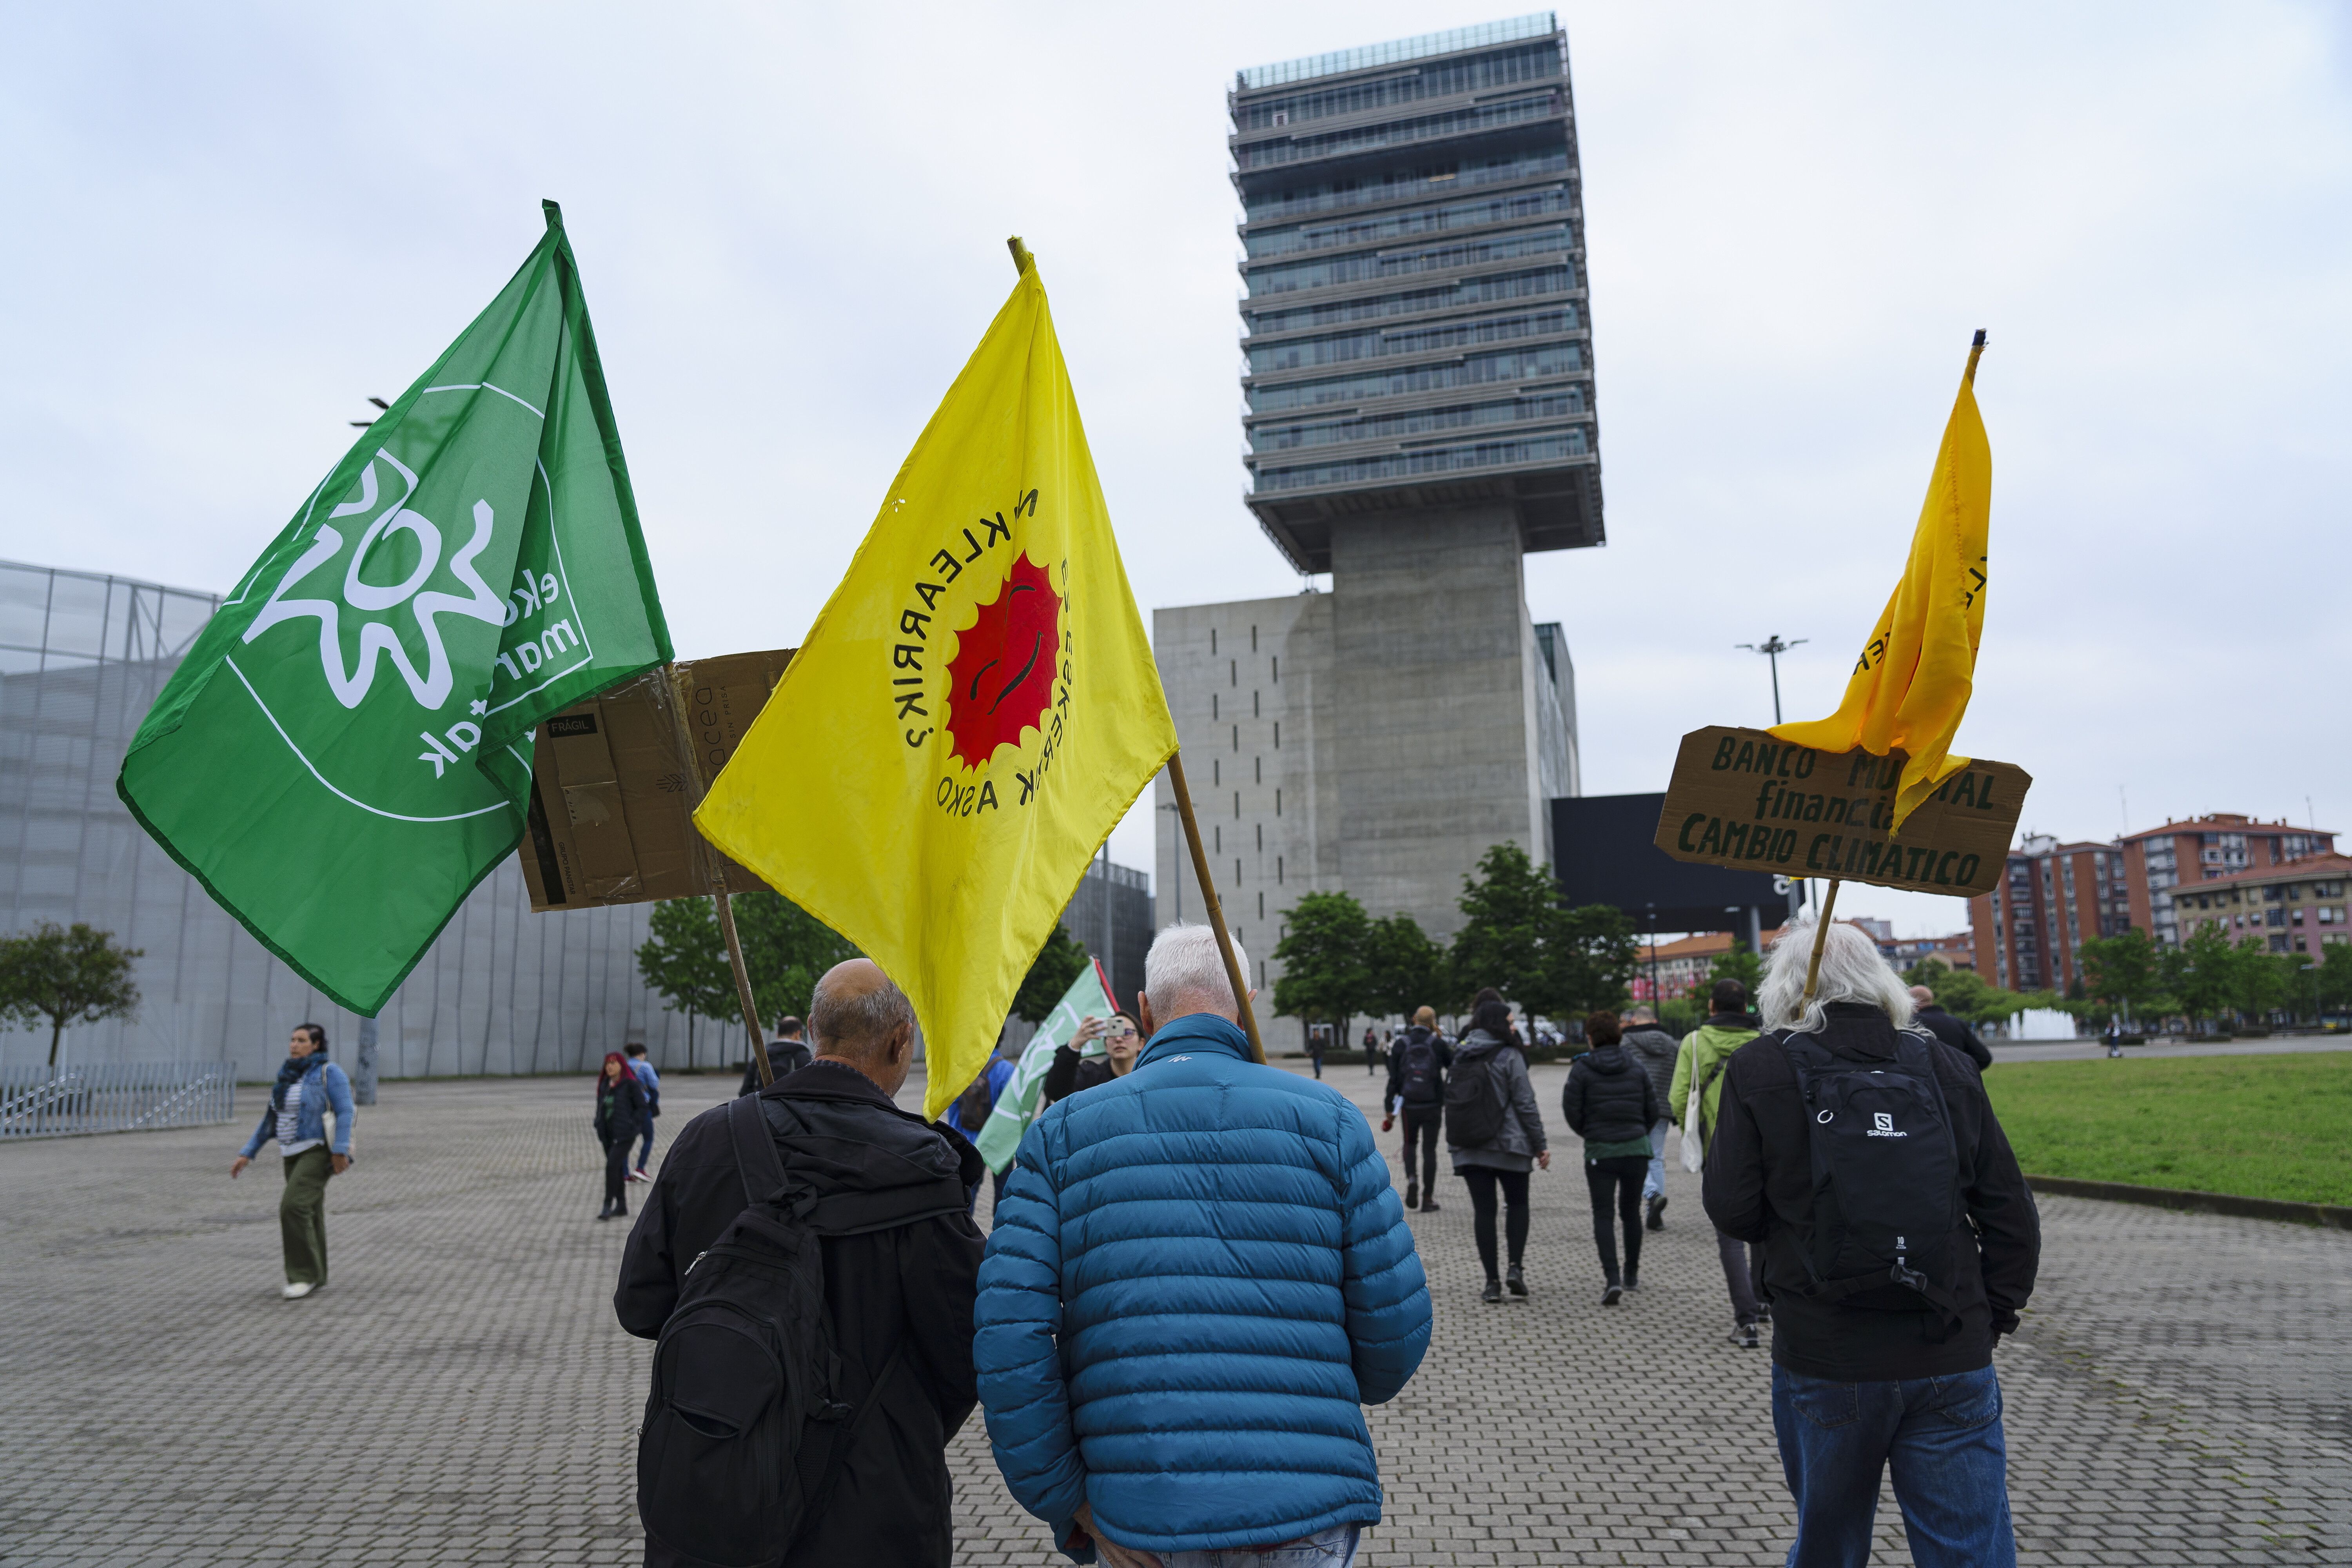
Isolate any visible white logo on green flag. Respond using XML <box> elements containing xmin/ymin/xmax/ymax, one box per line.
<box><xmin>120</xmin><ymin>202</ymin><xmax>671</xmax><ymax>1014</ymax></box>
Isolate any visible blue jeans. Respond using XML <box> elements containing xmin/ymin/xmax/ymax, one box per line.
<box><xmin>1162</xmin><ymin>1524</ymin><xmax>1359</xmax><ymax>1568</ymax></box>
<box><xmin>1642</xmin><ymin>1116</ymin><xmax>1672</xmax><ymax>1198</ymax></box>
<box><xmin>1771</xmin><ymin>1363</ymin><xmax>2014</xmax><ymax>1568</ymax></box>
<box><xmin>634</xmin><ymin>1116</ymin><xmax>657</xmax><ymax>1171</ymax></box>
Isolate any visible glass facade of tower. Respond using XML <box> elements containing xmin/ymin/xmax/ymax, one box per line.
<box><xmin>1232</xmin><ymin>13</ymin><xmax>1602</xmax><ymax>572</ymax></box>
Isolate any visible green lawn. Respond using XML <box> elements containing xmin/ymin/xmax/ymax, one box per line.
<box><xmin>1984</xmin><ymin>1051</ymin><xmax>2352</xmax><ymax>1207</ymax></box>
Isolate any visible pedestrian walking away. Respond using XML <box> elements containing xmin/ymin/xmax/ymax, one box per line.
<box><xmin>1384</xmin><ymin>1005</ymin><xmax>1452</xmax><ymax>1212</ymax></box>
<box><xmin>1561</xmin><ymin>1010</ymin><xmax>1661</xmax><ymax>1305</ymax></box>
<box><xmin>1673</xmin><ymin>978</ymin><xmax>1767</xmax><ymax>1346</ymax></box>
<box><xmin>618</xmin><ymin>958</ymin><xmax>985</xmax><ymax>1567</ymax></box>
<box><xmin>1705</xmin><ymin>922</ymin><xmax>2042</xmax><ymax>1568</ymax></box>
<box><xmin>229</xmin><ymin>1023</ymin><xmax>354</xmax><ymax>1300</ymax></box>
<box><xmin>593</xmin><ymin>1052</ymin><xmax>648</xmax><ymax>1221</ymax></box>
<box><xmin>1446</xmin><ymin>995</ymin><xmax>1549</xmax><ymax>1303</ymax></box>
<box><xmin>975</xmin><ymin>924</ymin><xmax>1430</xmax><ymax>1568</ymax></box>
<box><xmin>1618</xmin><ymin>1004</ymin><xmax>1680</xmax><ymax>1230</ymax></box>
<box><xmin>1910</xmin><ymin>986</ymin><xmax>1993</xmax><ymax>1071</ymax></box>
<box><xmin>738</xmin><ymin>1014</ymin><xmax>815</xmax><ymax>1095</ymax></box>
<box><xmin>624</xmin><ymin>1042</ymin><xmax>660</xmax><ymax>1183</ymax></box>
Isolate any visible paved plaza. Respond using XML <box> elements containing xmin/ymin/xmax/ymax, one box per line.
<box><xmin>3</xmin><ymin>1061</ymin><xmax>2347</xmax><ymax>1567</ymax></box>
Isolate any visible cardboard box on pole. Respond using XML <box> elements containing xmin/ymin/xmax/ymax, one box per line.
<box><xmin>1652</xmin><ymin>725</ymin><xmax>2029</xmax><ymax>899</ymax></box>
<box><xmin>519</xmin><ymin>649</ymin><xmax>794</xmax><ymax>912</ymax></box>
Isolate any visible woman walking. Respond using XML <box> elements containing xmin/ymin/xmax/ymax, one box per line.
<box><xmin>228</xmin><ymin>1023</ymin><xmax>355</xmax><ymax>1300</ymax></box>
<box><xmin>1447</xmin><ymin>996</ymin><xmax>1549</xmax><ymax>1304</ymax></box>
<box><xmin>593</xmin><ymin>1051</ymin><xmax>648</xmax><ymax>1221</ymax></box>
<box><xmin>1562</xmin><ymin>1010</ymin><xmax>1662</xmax><ymax>1305</ymax></box>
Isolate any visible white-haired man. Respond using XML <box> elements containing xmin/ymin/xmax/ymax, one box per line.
<box><xmin>1704</xmin><ymin>922</ymin><xmax>2040</xmax><ymax>1568</ymax></box>
<box><xmin>975</xmin><ymin>924</ymin><xmax>1432</xmax><ymax>1568</ymax></box>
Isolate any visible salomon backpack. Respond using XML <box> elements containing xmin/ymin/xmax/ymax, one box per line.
<box><xmin>1398</xmin><ymin>1033</ymin><xmax>1442</xmax><ymax>1108</ymax></box>
<box><xmin>636</xmin><ymin>1096</ymin><xmax>853</xmax><ymax>1568</ymax></box>
<box><xmin>1443</xmin><ymin>1049</ymin><xmax>1506</xmax><ymax>1147</ymax></box>
<box><xmin>1783</xmin><ymin>1029</ymin><xmax>1968</xmax><ymax>1330</ymax></box>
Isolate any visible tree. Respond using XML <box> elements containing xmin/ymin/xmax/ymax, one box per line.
<box><xmin>734</xmin><ymin>891</ymin><xmax>862</xmax><ymax>1030</ymax></box>
<box><xmin>1710</xmin><ymin>941</ymin><xmax>1763</xmax><ymax>1000</ymax></box>
<box><xmin>2227</xmin><ymin>937</ymin><xmax>2293</xmax><ymax>1025</ymax></box>
<box><xmin>637</xmin><ymin>899</ymin><xmax>738</xmax><ymax>1065</ymax></box>
<box><xmin>1273</xmin><ymin>890</ymin><xmax>1373</xmax><ymax>1049</ymax></box>
<box><xmin>1363</xmin><ymin>911</ymin><xmax>1448</xmax><ymax>1024</ymax></box>
<box><xmin>1902</xmin><ymin>957</ymin><xmax>2029</xmax><ymax>1029</ymax></box>
<box><xmin>1011</xmin><ymin>924</ymin><xmax>1091</xmax><ymax>1024</ymax></box>
<box><xmin>0</xmin><ymin>922</ymin><xmax>143</xmax><ymax>1071</ymax></box>
<box><xmin>2167</xmin><ymin>925</ymin><xmax>2236</xmax><ymax>1031</ymax></box>
<box><xmin>2076</xmin><ymin>929</ymin><xmax>2165</xmax><ymax>1026</ymax></box>
<box><xmin>1447</xmin><ymin>843</ymin><xmax>1637</xmax><ymax>1024</ymax></box>
<box><xmin>2316</xmin><ymin>941</ymin><xmax>2352</xmax><ymax>1019</ymax></box>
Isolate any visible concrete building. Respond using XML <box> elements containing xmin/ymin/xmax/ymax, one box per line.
<box><xmin>2167</xmin><ymin>854</ymin><xmax>2352</xmax><ymax>956</ymax></box>
<box><xmin>1156</xmin><ymin>15</ymin><xmax>1597</xmax><ymax>1003</ymax></box>
<box><xmin>1971</xmin><ymin>835</ymin><xmax>2133</xmax><ymax>995</ymax></box>
<box><xmin>2118</xmin><ymin>814</ymin><xmax>2336</xmax><ymax>947</ymax></box>
<box><xmin>1887</xmin><ymin>931</ymin><xmax>1976</xmax><ymax>972</ymax></box>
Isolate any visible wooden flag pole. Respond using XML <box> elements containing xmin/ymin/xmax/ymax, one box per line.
<box><xmin>1801</xmin><ymin>878</ymin><xmax>1842</xmax><ymax>1005</ymax></box>
<box><xmin>1165</xmin><ymin>752</ymin><xmax>1268</xmax><ymax>1065</ymax></box>
<box><xmin>662</xmin><ymin>662</ymin><xmax>772</xmax><ymax>1085</ymax></box>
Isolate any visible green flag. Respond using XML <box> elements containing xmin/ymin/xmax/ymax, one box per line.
<box><xmin>119</xmin><ymin>202</ymin><xmax>671</xmax><ymax>1015</ymax></box>
<box><xmin>975</xmin><ymin>958</ymin><xmax>1114</xmax><ymax>1174</ymax></box>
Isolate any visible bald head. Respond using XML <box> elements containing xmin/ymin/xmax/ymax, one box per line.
<box><xmin>810</xmin><ymin>959</ymin><xmax>917</xmax><ymax>1094</ymax></box>
<box><xmin>1910</xmin><ymin>984</ymin><xmax>1935</xmax><ymax>1007</ymax></box>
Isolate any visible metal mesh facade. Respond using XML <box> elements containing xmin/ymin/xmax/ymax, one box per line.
<box><xmin>0</xmin><ymin>560</ymin><xmax>691</xmax><ymax>1081</ymax></box>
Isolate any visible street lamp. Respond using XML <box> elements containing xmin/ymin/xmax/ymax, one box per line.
<box><xmin>1736</xmin><ymin>634</ymin><xmax>1808</xmax><ymax>726</ymax></box>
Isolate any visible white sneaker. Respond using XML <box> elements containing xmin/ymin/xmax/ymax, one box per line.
<box><xmin>628</xmin><ymin>1168</ymin><xmax>653</xmax><ymax>1183</ymax></box>
<box><xmin>282</xmin><ymin>1282</ymin><xmax>316</xmax><ymax>1300</ymax></box>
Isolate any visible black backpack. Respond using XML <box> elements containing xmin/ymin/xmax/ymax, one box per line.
<box><xmin>1782</xmin><ymin>1029</ymin><xmax>1968</xmax><ymax>1332</ymax></box>
<box><xmin>1398</xmin><ymin>1032</ymin><xmax>1442</xmax><ymax>1108</ymax></box>
<box><xmin>636</xmin><ymin>1096</ymin><xmax>855</xmax><ymax>1568</ymax></box>
<box><xmin>1443</xmin><ymin>1047</ymin><xmax>1506</xmax><ymax>1147</ymax></box>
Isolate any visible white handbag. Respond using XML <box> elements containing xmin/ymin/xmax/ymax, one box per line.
<box><xmin>1679</xmin><ymin>1035</ymin><xmax>1706</xmax><ymax>1173</ymax></box>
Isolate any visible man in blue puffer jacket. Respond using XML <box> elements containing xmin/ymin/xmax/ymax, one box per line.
<box><xmin>976</xmin><ymin>925</ymin><xmax>1432</xmax><ymax>1568</ymax></box>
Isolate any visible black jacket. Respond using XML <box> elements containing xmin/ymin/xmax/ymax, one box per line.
<box><xmin>1702</xmin><ymin>1002</ymin><xmax>2040</xmax><ymax>1382</ymax></box>
<box><xmin>593</xmin><ymin>1072</ymin><xmax>646</xmax><ymax>1144</ymax></box>
<box><xmin>1383</xmin><ymin>1025</ymin><xmax>1454</xmax><ymax>1111</ymax></box>
<box><xmin>1915</xmin><ymin>1005</ymin><xmax>1993</xmax><ymax>1071</ymax></box>
<box><xmin>617</xmin><ymin>1061</ymin><xmax>987</xmax><ymax>1567</ymax></box>
<box><xmin>1561</xmin><ymin>1042</ymin><xmax>1661</xmax><ymax>1148</ymax></box>
<box><xmin>737</xmin><ymin>1037</ymin><xmax>815</xmax><ymax>1096</ymax></box>
<box><xmin>1040</xmin><ymin>1043</ymin><xmax>1114</xmax><ymax>1104</ymax></box>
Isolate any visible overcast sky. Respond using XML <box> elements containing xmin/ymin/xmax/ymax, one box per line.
<box><xmin>8</xmin><ymin>2</ymin><xmax>2348</xmax><ymax>939</ymax></box>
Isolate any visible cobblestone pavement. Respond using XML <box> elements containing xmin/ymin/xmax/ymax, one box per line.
<box><xmin>3</xmin><ymin>1062</ymin><xmax>2346</xmax><ymax>1566</ymax></box>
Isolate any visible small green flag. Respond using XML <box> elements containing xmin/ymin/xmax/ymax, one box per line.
<box><xmin>975</xmin><ymin>958</ymin><xmax>1114</xmax><ymax>1174</ymax></box>
<box><xmin>119</xmin><ymin>202</ymin><xmax>671</xmax><ymax>1015</ymax></box>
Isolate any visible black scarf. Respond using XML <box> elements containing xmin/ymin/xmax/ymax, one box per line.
<box><xmin>272</xmin><ymin>1052</ymin><xmax>319</xmax><ymax>1111</ymax></box>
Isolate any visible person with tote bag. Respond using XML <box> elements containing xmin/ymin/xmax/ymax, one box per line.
<box><xmin>1669</xmin><ymin>979</ymin><xmax>1764</xmax><ymax>1345</ymax></box>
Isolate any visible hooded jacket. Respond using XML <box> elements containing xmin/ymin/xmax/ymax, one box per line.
<box><xmin>973</xmin><ymin>1013</ymin><xmax>1431</xmax><ymax>1562</ymax></box>
<box><xmin>1702</xmin><ymin>1002</ymin><xmax>2041</xmax><ymax>1382</ymax></box>
<box><xmin>1668</xmin><ymin>1014</ymin><xmax>1760</xmax><ymax>1151</ymax></box>
<box><xmin>1446</xmin><ymin>1029</ymin><xmax>1546</xmax><ymax>1171</ymax></box>
<box><xmin>615</xmin><ymin>1060</ymin><xmax>985</xmax><ymax>1568</ymax></box>
<box><xmin>1561</xmin><ymin>1041</ymin><xmax>1661</xmax><ymax>1150</ymax></box>
<box><xmin>1619</xmin><ymin>1025</ymin><xmax>1680</xmax><ymax>1117</ymax></box>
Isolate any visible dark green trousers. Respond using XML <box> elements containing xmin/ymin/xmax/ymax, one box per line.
<box><xmin>280</xmin><ymin>1145</ymin><xmax>332</xmax><ymax>1286</ymax></box>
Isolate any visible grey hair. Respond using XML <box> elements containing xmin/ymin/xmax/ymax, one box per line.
<box><xmin>1759</xmin><ymin>920</ymin><xmax>1916</xmax><ymax>1037</ymax></box>
<box><xmin>809</xmin><ymin>969</ymin><xmax>915</xmax><ymax>1058</ymax></box>
<box><xmin>1144</xmin><ymin>923</ymin><xmax>1251</xmax><ymax>1023</ymax></box>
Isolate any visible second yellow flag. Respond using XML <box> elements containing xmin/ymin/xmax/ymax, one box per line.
<box><xmin>693</xmin><ymin>252</ymin><xmax>1177</xmax><ymax>1120</ymax></box>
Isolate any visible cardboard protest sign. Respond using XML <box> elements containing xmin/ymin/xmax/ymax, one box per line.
<box><xmin>1652</xmin><ymin>726</ymin><xmax>2028</xmax><ymax>898</ymax></box>
<box><xmin>519</xmin><ymin>649</ymin><xmax>793</xmax><ymax>911</ymax></box>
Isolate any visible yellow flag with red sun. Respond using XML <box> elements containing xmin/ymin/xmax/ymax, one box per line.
<box><xmin>693</xmin><ymin>250</ymin><xmax>1176</xmax><ymax>1118</ymax></box>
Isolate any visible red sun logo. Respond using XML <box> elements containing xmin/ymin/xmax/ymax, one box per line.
<box><xmin>945</xmin><ymin>553</ymin><xmax>1062</xmax><ymax>770</ymax></box>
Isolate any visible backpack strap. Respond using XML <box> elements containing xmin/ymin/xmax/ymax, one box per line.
<box><xmin>726</xmin><ymin>1093</ymin><xmax>790</xmax><ymax>1210</ymax></box>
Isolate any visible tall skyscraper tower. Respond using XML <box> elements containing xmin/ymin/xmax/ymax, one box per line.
<box><xmin>1151</xmin><ymin>15</ymin><xmax>1597</xmax><ymax>1015</ymax></box>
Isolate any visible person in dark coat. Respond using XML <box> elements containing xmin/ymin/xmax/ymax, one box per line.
<box><xmin>1561</xmin><ymin>1011</ymin><xmax>1661</xmax><ymax>1303</ymax></box>
<box><xmin>1448</xmin><ymin>996</ymin><xmax>1548</xmax><ymax>1304</ymax></box>
<box><xmin>1618</xmin><ymin>1005</ymin><xmax>1681</xmax><ymax>1229</ymax></box>
<box><xmin>1707</xmin><ymin>924</ymin><xmax>2040</xmax><ymax>1568</ymax></box>
<box><xmin>737</xmin><ymin>1014</ymin><xmax>816</xmax><ymax>1095</ymax></box>
<box><xmin>1384</xmin><ymin>1005</ymin><xmax>1454</xmax><ymax>1212</ymax></box>
<box><xmin>593</xmin><ymin>1052</ymin><xmax>647</xmax><ymax>1221</ymax></box>
<box><xmin>1909</xmin><ymin>985</ymin><xmax>1993</xmax><ymax>1071</ymax></box>
<box><xmin>617</xmin><ymin>961</ymin><xmax>985</xmax><ymax>1568</ymax></box>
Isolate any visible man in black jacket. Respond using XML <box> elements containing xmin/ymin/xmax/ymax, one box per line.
<box><xmin>737</xmin><ymin>1014</ymin><xmax>816</xmax><ymax>1095</ymax></box>
<box><xmin>1705</xmin><ymin>924</ymin><xmax>2039</xmax><ymax>1568</ymax></box>
<box><xmin>1909</xmin><ymin>985</ymin><xmax>1993</xmax><ymax>1071</ymax></box>
<box><xmin>619</xmin><ymin>961</ymin><xmax>985</xmax><ymax>1567</ymax></box>
<box><xmin>1384</xmin><ymin>1006</ymin><xmax>1452</xmax><ymax>1212</ymax></box>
